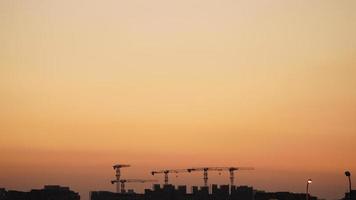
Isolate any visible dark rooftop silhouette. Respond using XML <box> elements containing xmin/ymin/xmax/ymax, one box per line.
<box><xmin>90</xmin><ymin>184</ymin><xmax>318</xmax><ymax>200</ymax></box>
<box><xmin>0</xmin><ymin>185</ymin><xmax>79</xmax><ymax>200</ymax></box>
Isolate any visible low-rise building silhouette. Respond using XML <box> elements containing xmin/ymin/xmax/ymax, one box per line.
<box><xmin>255</xmin><ymin>191</ymin><xmax>317</xmax><ymax>200</ymax></box>
<box><xmin>342</xmin><ymin>190</ymin><xmax>356</xmax><ymax>200</ymax></box>
<box><xmin>90</xmin><ymin>184</ymin><xmax>318</xmax><ymax>200</ymax></box>
<box><xmin>0</xmin><ymin>185</ymin><xmax>80</xmax><ymax>200</ymax></box>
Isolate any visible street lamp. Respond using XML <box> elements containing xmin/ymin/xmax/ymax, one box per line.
<box><xmin>345</xmin><ymin>171</ymin><xmax>351</xmax><ymax>200</ymax></box>
<box><xmin>306</xmin><ymin>179</ymin><xmax>312</xmax><ymax>200</ymax></box>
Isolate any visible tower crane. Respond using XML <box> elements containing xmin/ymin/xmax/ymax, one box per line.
<box><xmin>187</xmin><ymin>167</ymin><xmax>254</xmax><ymax>187</ymax></box>
<box><xmin>112</xmin><ymin>164</ymin><xmax>130</xmax><ymax>193</ymax></box>
<box><xmin>222</xmin><ymin>167</ymin><xmax>254</xmax><ymax>186</ymax></box>
<box><xmin>187</xmin><ymin>167</ymin><xmax>219</xmax><ymax>187</ymax></box>
<box><xmin>111</xmin><ymin>179</ymin><xmax>158</xmax><ymax>193</ymax></box>
<box><xmin>151</xmin><ymin>169</ymin><xmax>190</xmax><ymax>185</ymax></box>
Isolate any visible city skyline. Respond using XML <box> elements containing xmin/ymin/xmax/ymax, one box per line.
<box><xmin>1</xmin><ymin>1</ymin><xmax>356</xmax><ymax>200</ymax></box>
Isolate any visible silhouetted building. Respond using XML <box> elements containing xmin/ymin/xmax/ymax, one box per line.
<box><xmin>91</xmin><ymin>185</ymin><xmax>319</xmax><ymax>200</ymax></box>
<box><xmin>153</xmin><ymin>184</ymin><xmax>161</xmax><ymax>192</ymax></box>
<box><xmin>0</xmin><ymin>188</ymin><xmax>6</xmax><ymax>200</ymax></box>
<box><xmin>192</xmin><ymin>186</ymin><xmax>199</xmax><ymax>195</ymax></box>
<box><xmin>90</xmin><ymin>192</ymin><xmax>144</xmax><ymax>200</ymax></box>
<box><xmin>91</xmin><ymin>185</ymin><xmax>250</xmax><ymax>200</ymax></box>
<box><xmin>255</xmin><ymin>191</ymin><xmax>317</xmax><ymax>200</ymax></box>
<box><xmin>211</xmin><ymin>185</ymin><xmax>229</xmax><ymax>200</ymax></box>
<box><xmin>177</xmin><ymin>186</ymin><xmax>187</xmax><ymax>195</ymax></box>
<box><xmin>343</xmin><ymin>190</ymin><xmax>356</xmax><ymax>200</ymax></box>
<box><xmin>0</xmin><ymin>185</ymin><xmax>79</xmax><ymax>200</ymax></box>
<box><xmin>231</xmin><ymin>186</ymin><xmax>253</xmax><ymax>200</ymax></box>
<box><xmin>212</xmin><ymin>185</ymin><xmax>218</xmax><ymax>195</ymax></box>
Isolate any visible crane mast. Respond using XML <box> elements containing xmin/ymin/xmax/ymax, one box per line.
<box><xmin>227</xmin><ymin>167</ymin><xmax>254</xmax><ymax>186</ymax></box>
<box><xmin>111</xmin><ymin>179</ymin><xmax>157</xmax><ymax>193</ymax></box>
<box><xmin>112</xmin><ymin>164</ymin><xmax>131</xmax><ymax>193</ymax></box>
<box><xmin>187</xmin><ymin>167</ymin><xmax>220</xmax><ymax>187</ymax></box>
<box><xmin>187</xmin><ymin>167</ymin><xmax>254</xmax><ymax>188</ymax></box>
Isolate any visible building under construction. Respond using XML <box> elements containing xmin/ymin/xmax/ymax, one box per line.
<box><xmin>101</xmin><ymin>164</ymin><xmax>319</xmax><ymax>200</ymax></box>
<box><xmin>90</xmin><ymin>184</ymin><xmax>318</xmax><ymax>200</ymax></box>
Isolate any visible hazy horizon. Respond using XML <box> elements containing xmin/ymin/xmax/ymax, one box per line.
<box><xmin>1</xmin><ymin>1</ymin><xmax>356</xmax><ymax>200</ymax></box>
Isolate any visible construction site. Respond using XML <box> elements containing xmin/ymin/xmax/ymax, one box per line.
<box><xmin>89</xmin><ymin>164</ymin><xmax>318</xmax><ymax>200</ymax></box>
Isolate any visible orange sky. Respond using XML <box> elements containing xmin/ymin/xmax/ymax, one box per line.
<box><xmin>0</xmin><ymin>1</ymin><xmax>356</xmax><ymax>200</ymax></box>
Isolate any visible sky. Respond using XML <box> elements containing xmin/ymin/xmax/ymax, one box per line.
<box><xmin>0</xmin><ymin>0</ymin><xmax>356</xmax><ymax>200</ymax></box>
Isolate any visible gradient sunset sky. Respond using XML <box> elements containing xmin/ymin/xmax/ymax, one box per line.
<box><xmin>1</xmin><ymin>1</ymin><xmax>356</xmax><ymax>200</ymax></box>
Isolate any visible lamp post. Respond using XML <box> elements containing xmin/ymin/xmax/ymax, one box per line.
<box><xmin>345</xmin><ymin>171</ymin><xmax>352</xmax><ymax>200</ymax></box>
<box><xmin>306</xmin><ymin>179</ymin><xmax>312</xmax><ymax>200</ymax></box>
